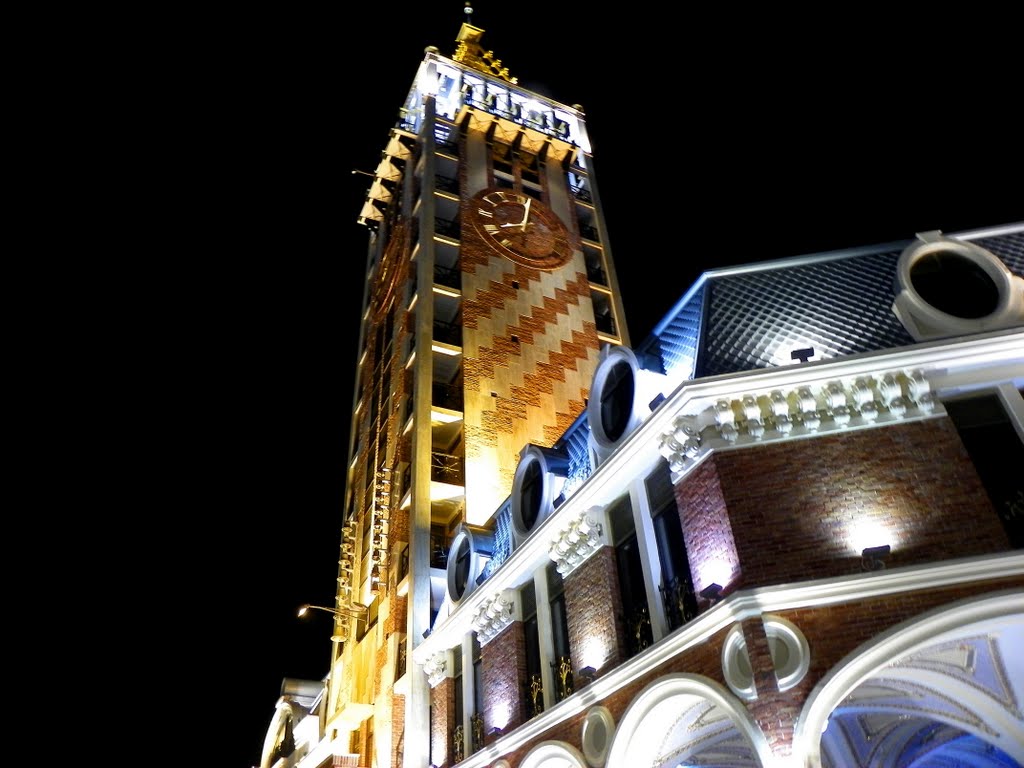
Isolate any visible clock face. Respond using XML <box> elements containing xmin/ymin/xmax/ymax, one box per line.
<box><xmin>469</xmin><ymin>188</ymin><xmax>573</xmax><ymax>270</ymax></box>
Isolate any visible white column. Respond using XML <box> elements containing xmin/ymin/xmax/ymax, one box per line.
<box><xmin>629</xmin><ymin>476</ymin><xmax>669</xmax><ymax>642</ymax></box>
<box><xmin>533</xmin><ymin>564</ymin><xmax>557</xmax><ymax>710</ymax></box>
<box><xmin>461</xmin><ymin>633</ymin><xmax>474</xmax><ymax>758</ymax></box>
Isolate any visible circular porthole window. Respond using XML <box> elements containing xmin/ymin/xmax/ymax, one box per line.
<box><xmin>581</xmin><ymin>706</ymin><xmax>616</xmax><ymax>766</ymax></box>
<box><xmin>446</xmin><ymin>525</ymin><xmax>494</xmax><ymax>603</ymax></box>
<box><xmin>721</xmin><ymin>616</ymin><xmax>810</xmax><ymax>700</ymax></box>
<box><xmin>511</xmin><ymin>445</ymin><xmax>569</xmax><ymax>544</ymax></box>
<box><xmin>893</xmin><ymin>231</ymin><xmax>1024</xmax><ymax>341</ymax></box>
<box><xmin>588</xmin><ymin>346</ymin><xmax>644</xmax><ymax>462</ymax></box>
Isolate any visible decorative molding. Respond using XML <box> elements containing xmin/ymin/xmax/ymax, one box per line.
<box><xmin>471</xmin><ymin>591</ymin><xmax>515</xmax><ymax>646</ymax></box>
<box><xmin>425</xmin><ymin>652</ymin><xmax>447</xmax><ymax>688</ymax></box>
<box><xmin>549</xmin><ymin>507</ymin><xmax>603</xmax><ymax>576</ymax></box>
<box><xmin>658</xmin><ymin>367</ymin><xmax>940</xmax><ymax>479</ymax></box>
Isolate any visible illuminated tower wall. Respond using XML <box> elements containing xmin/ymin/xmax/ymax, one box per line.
<box><xmin>327</xmin><ymin>24</ymin><xmax>627</xmax><ymax>767</ymax></box>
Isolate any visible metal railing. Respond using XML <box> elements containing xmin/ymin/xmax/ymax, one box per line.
<box><xmin>431</xmin><ymin>452</ymin><xmax>465</xmax><ymax>485</ymax></box>
<box><xmin>659</xmin><ymin>574</ymin><xmax>699</xmax><ymax>632</ymax></box>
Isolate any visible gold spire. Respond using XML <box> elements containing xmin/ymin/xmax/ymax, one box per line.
<box><xmin>452</xmin><ymin>12</ymin><xmax>517</xmax><ymax>84</ymax></box>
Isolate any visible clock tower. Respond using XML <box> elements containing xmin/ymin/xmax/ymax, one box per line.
<box><xmin>326</xmin><ymin>19</ymin><xmax>628</xmax><ymax>767</ymax></box>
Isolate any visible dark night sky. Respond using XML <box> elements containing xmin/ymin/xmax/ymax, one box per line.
<box><xmin>183</xmin><ymin>7</ymin><xmax>1020</xmax><ymax>767</ymax></box>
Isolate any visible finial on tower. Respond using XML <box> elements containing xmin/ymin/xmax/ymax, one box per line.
<box><xmin>464</xmin><ymin>2</ymin><xmax>473</xmax><ymax>22</ymax></box>
<box><xmin>452</xmin><ymin>12</ymin><xmax>518</xmax><ymax>84</ymax></box>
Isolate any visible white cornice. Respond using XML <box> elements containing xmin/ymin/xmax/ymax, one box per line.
<box><xmin>454</xmin><ymin>552</ymin><xmax>1024</xmax><ymax>768</ymax></box>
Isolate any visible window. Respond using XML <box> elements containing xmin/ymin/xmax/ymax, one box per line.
<box><xmin>609</xmin><ymin>495</ymin><xmax>652</xmax><ymax>656</ymax></box>
<box><xmin>945</xmin><ymin>391</ymin><xmax>1024</xmax><ymax>548</ymax></box>
<box><xmin>521</xmin><ymin>581</ymin><xmax>543</xmax><ymax>717</ymax></box>
<box><xmin>646</xmin><ymin>460</ymin><xmax>698</xmax><ymax>631</ymax></box>
<box><xmin>547</xmin><ymin>563</ymin><xmax>572</xmax><ymax>702</ymax></box>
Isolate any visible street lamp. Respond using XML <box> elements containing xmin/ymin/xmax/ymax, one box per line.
<box><xmin>297</xmin><ymin>603</ymin><xmax>368</xmax><ymax>619</ymax></box>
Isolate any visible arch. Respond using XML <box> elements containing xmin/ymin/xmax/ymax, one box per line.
<box><xmin>518</xmin><ymin>740</ymin><xmax>587</xmax><ymax>768</ymax></box>
<box><xmin>794</xmin><ymin>590</ymin><xmax>1024</xmax><ymax>768</ymax></box>
<box><xmin>605</xmin><ymin>673</ymin><xmax>773</xmax><ymax>767</ymax></box>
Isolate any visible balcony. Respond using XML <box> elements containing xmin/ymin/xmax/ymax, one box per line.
<box><xmin>431</xmin><ymin>451</ymin><xmax>465</xmax><ymax>485</ymax></box>
<box><xmin>432</xmin><ymin>381</ymin><xmax>464</xmax><ymax>412</ymax></box>
<box><xmin>433</xmin><ymin>319</ymin><xmax>463</xmax><ymax>347</ymax></box>
<box><xmin>659</xmin><ymin>575</ymin><xmax>699</xmax><ymax>632</ymax></box>
<box><xmin>434</xmin><ymin>264</ymin><xmax>461</xmax><ymax>291</ymax></box>
<box><xmin>571</xmin><ymin>184</ymin><xmax>593</xmax><ymax>203</ymax></box>
<box><xmin>586</xmin><ymin>262</ymin><xmax>607</xmax><ymax>286</ymax></box>
<box><xmin>435</xmin><ymin>174</ymin><xmax>459</xmax><ymax>194</ymax></box>
<box><xmin>580</xmin><ymin>223</ymin><xmax>600</xmax><ymax>242</ymax></box>
<box><xmin>435</xmin><ymin>216</ymin><xmax>461</xmax><ymax>240</ymax></box>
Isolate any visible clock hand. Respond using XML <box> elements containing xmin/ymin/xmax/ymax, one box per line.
<box><xmin>500</xmin><ymin>198</ymin><xmax>532</xmax><ymax>230</ymax></box>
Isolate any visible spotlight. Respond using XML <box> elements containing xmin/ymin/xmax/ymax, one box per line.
<box><xmin>861</xmin><ymin>545</ymin><xmax>891</xmax><ymax>571</ymax></box>
<box><xmin>577</xmin><ymin>665</ymin><xmax>597</xmax><ymax>685</ymax></box>
<box><xmin>700</xmin><ymin>583</ymin><xmax>723</xmax><ymax>604</ymax></box>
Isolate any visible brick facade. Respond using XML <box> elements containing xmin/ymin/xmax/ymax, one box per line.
<box><xmin>481</xmin><ymin>620</ymin><xmax>528</xmax><ymax>735</ymax></box>
<box><xmin>430</xmin><ymin>676</ymin><xmax>456</xmax><ymax>768</ymax></box>
<box><xmin>678</xmin><ymin>418</ymin><xmax>1008</xmax><ymax>592</ymax></box>
<box><xmin>563</xmin><ymin>545</ymin><xmax>629</xmax><ymax>676</ymax></box>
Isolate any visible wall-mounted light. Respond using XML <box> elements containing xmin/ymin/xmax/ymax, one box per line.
<box><xmin>489</xmin><ymin>727</ymin><xmax>502</xmax><ymax>738</ymax></box>
<box><xmin>861</xmin><ymin>545</ymin><xmax>891</xmax><ymax>571</ymax></box>
<box><xmin>577</xmin><ymin>665</ymin><xmax>597</xmax><ymax>685</ymax></box>
<box><xmin>700</xmin><ymin>583</ymin><xmax>723</xmax><ymax>605</ymax></box>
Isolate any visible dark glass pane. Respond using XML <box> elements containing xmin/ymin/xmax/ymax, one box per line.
<box><xmin>601</xmin><ymin>361</ymin><xmax>634</xmax><ymax>440</ymax></box>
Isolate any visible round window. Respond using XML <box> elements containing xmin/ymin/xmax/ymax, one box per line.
<box><xmin>909</xmin><ymin>249</ymin><xmax>999</xmax><ymax>319</ymax></box>
<box><xmin>601</xmin><ymin>360</ymin><xmax>635</xmax><ymax>442</ymax></box>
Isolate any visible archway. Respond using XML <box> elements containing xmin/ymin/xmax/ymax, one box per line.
<box><xmin>605</xmin><ymin>673</ymin><xmax>772</xmax><ymax>767</ymax></box>
<box><xmin>795</xmin><ymin>590</ymin><xmax>1024</xmax><ymax>767</ymax></box>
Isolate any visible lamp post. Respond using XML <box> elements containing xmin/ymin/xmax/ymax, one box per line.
<box><xmin>297</xmin><ymin>603</ymin><xmax>368</xmax><ymax>619</ymax></box>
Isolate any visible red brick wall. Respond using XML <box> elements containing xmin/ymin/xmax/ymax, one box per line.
<box><xmin>390</xmin><ymin>693</ymin><xmax>405</xmax><ymax>767</ymax></box>
<box><xmin>675</xmin><ymin>457</ymin><xmax>740</xmax><ymax>598</ymax></box>
<box><xmin>564</xmin><ymin>546</ymin><xmax>629</xmax><ymax>675</ymax></box>
<box><xmin>679</xmin><ymin>419</ymin><xmax>1008</xmax><ymax>589</ymax></box>
<box><xmin>430</xmin><ymin>677</ymin><xmax>455</xmax><ymax>768</ymax></box>
<box><xmin>481</xmin><ymin>620</ymin><xmax>528</xmax><ymax>735</ymax></box>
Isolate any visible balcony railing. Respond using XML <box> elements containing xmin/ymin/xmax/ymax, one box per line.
<box><xmin>551</xmin><ymin>655</ymin><xmax>574</xmax><ymax>702</ymax></box>
<box><xmin>431</xmin><ymin>452</ymin><xmax>465</xmax><ymax>485</ymax></box>
<box><xmin>526</xmin><ymin>673</ymin><xmax>544</xmax><ymax>719</ymax></box>
<box><xmin>471</xmin><ymin>712</ymin><xmax>485</xmax><ymax>753</ymax></box>
<box><xmin>579</xmin><ymin>223</ymin><xmax>600</xmax><ymax>242</ymax></box>
<box><xmin>625</xmin><ymin>603</ymin><xmax>653</xmax><ymax>658</ymax></box>
<box><xmin>453</xmin><ymin>725</ymin><xmax>465</xmax><ymax>764</ymax></box>
<box><xmin>659</xmin><ymin>575</ymin><xmax>699</xmax><ymax>633</ymax></box>
<box><xmin>395</xmin><ymin>641</ymin><xmax>407</xmax><ymax>682</ymax></box>
<box><xmin>570</xmin><ymin>184</ymin><xmax>593</xmax><ymax>203</ymax></box>
<box><xmin>435</xmin><ymin>216</ymin><xmax>461</xmax><ymax>240</ymax></box>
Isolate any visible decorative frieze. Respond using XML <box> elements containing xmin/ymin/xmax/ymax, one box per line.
<box><xmin>658</xmin><ymin>368</ymin><xmax>939</xmax><ymax>479</ymax></box>
<box><xmin>425</xmin><ymin>652</ymin><xmax>448</xmax><ymax>688</ymax></box>
<box><xmin>549</xmin><ymin>507</ymin><xmax>603</xmax><ymax>576</ymax></box>
<box><xmin>471</xmin><ymin>591</ymin><xmax>515</xmax><ymax>645</ymax></box>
